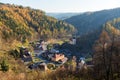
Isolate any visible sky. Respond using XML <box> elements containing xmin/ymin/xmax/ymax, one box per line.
<box><xmin>0</xmin><ymin>0</ymin><xmax>120</xmax><ymax>13</ymax></box>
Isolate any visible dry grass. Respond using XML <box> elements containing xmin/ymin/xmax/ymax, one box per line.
<box><xmin>0</xmin><ymin>70</ymin><xmax>25</xmax><ymax>80</ymax></box>
<box><xmin>47</xmin><ymin>39</ymin><xmax>64</xmax><ymax>45</ymax></box>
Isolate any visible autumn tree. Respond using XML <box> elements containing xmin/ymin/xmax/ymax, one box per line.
<box><xmin>93</xmin><ymin>30</ymin><xmax>120</xmax><ymax>80</ymax></box>
<box><xmin>93</xmin><ymin>30</ymin><xmax>111</xmax><ymax>80</ymax></box>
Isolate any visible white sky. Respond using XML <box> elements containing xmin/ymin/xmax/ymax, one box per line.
<box><xmin>0</xmin><ymin>0</ymin><xmax>120</xmax><ymax>12</ymax></box>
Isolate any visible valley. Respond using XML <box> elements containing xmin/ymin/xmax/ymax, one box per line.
<box><xmin>0</xmin><ymin>2</ymin><xmax>120</xmax><ymax>80</ymax></box>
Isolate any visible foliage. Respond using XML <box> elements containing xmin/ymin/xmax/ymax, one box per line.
<box><xmin>104</xmin><ymin>18</ymin><xmax>120</xmax><ymax>35</ymax></box>
<box><xmin>65</xmin><ymin>8</ymin><xmax>120</xmax><ymax>35</ymax></box>
<box><xmin>0</xmin><ymin>3</ymin><xmax>75</xmax><ymax>43</ymax></box>
<box><xmin>47</xmin><ymin>44</ymin><xmax>53</xmax><ymax>50</ymax></box>
<box><xmin>65</xmin><ymin>8</ymin><xmax>120</xmax><ymax>53</ymax></box>
<box><xmin>0</xmin><ymin>59</ymin><xmax>9</xmax><ymax>72</ymax></box>
<box><xmin>64</xmin><ymin>57</ymin><xmax>77</xmax><ymax>71</ymax></box>
<box><xmin>9</xmin><ymin>49</ymin><xmax>20</xmax><ymax>59</ymax></box>
<box><xmin>93</xmin><ymin>30</ymin><xmax>120</xmax><ymax>80</ymax></box>
<box><xmin>47</xmin><ymin>63</ymin><xmax>56</xmax><ymax>70</ymax></box>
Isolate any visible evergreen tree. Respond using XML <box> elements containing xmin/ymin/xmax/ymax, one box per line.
<box><xmin>1</xmin><ymin>59</ymin><xmax>9</xmax><ymax>72</ymax></box>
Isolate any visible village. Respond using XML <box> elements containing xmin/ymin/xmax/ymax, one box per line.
<box><xmin>20</xmin><ymin>38</ymin><xmax>93</xmax><ymax>71</ymax></box>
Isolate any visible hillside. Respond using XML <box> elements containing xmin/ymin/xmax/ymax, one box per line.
<box><xmin>0</xmin><ymin>3</ymin><xmax>75</xmax><ymax>73</ymax></box>
<box><xmin>64</xmin><ymin>8</ymin><xmax>120</xmax><ymax>53</ymax></box>
<box><xmin>0</xmin><ymin>3</ymin><xmax>76</xmax><ymax>79</ymax></box>
<box><xmin>77</xmin><ymin>18</ymin><xmax>120</xmax><ymax>53</ymax></box>
<box><xmin>104</xmin><ymin>18</ymin><xmax>120</xmax><ymax>35</ymax></box>
<box><xmin>65</xmin><ymin>8</ymin><xmax>120</xmax><ymax>35</ymax></box>
<box><xmin>46</xmin><ymin>13</ymin><xmax>80</xmax><ymax>20</ymax></box>
<box><xmin>0</xmin><ymin>3</ymin><xmax>75</xmax><ymax>45</ymax></box>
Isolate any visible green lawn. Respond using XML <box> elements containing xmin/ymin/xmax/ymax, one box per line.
<box><xmin>85</xmin><ymin>58</ymin><xmax>92</xmax><ymax>62</ymax></box>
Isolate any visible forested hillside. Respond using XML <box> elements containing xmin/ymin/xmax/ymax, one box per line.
<box><xmin>65</xmin><ymin>8</ymin><xmax>120</xmax><ymax>35</ymax></box>
<box><xmin>93</xmin><ymin>19</ymin><xmax>120</xmax><ymax>80</ymax></box>
<box><xmin>65</xmin><ymin>8</ymin><xmax>120</xmax><ymax>53</ymax></box>
<box><xmin>104</xmin><ymin>18</ymin><xmax>120</xmax><ymax>35</ymax></box>
<box><xmin>0</xmin><ymin>3</ymin><xmax>76</xmax><ymax>79</ymax></box>
<box><xmin>46</xmin><ymin>13</ymin><xmax>80</xmax><ymax>20</ymax></box>
<box><xmin>76</xmin><ymin>18</ymin><xmax>120</xmax><ymax>53</ymax></box>
<box><xmin>0</xmin><ymin>3</ymin><xmax>75</xmax><ymax>44</ymax></box>
<box><xmin>0</xmin><ymin>2</ymin><xmax>120</xmax><ymax>80</ymax></box>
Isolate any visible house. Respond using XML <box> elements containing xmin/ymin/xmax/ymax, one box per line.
<box><xmin>34</xmin><ymin>40</ymin><xmax>47</xmax><ymax>51</ymax></box>
<box><xmin>58</xmin><ymin>57</ymin><xmax>68</xmax><ymax>64</ymax></box>
<box><xmin>22</xmin><ymin>56</ymin><xmax>32</xmax><ymax>62</ymax></box>
<box><xmin>77</xmin><ymin>59</ymin><xmax>87</xmax><ymax>70</ymax></box>
<box><xmin>51</xmin><ymin>54</ymin><xmax>65</xmax><ymax>62</ymax></box>
<box><xmin>38</xmin><ymin>43</ymin><xmax>47</xmax><ymax>51</ymax></box>
<box><xmin>41</xmin><ymin>52</ymin><xmax>68</xmax><ymax>64</ymax></box>
<box><xmin>28</xmin><ymin>62</ymin><xmax>47</xmax><ymax>71</ymax></box>
<box><xmin>50</xmin><ymin>48</ymin><xmax>59</xmax><ymax>53</ymax></box>
<box><xmin>21</xmin><ymin>48</ymin><xmax>32</xmax><ymax>62</ymax></box>
<box><xmin>53</xmin><ymin>43</ymin><xmax>60</xmax><ymax>49</ymax></box>
<box><xmin>70</xmin><ymin>37</ymin><xmax>76</xmax><ymax>45</ymax></box>
<box><xmin>48</xmin><ymin>54</ymin><xmax>54</xmax><ymax>60</ymax></box>
<box><xmin>38</xmin><ymin>63</ymin><xmax>48</xmax><ymax>71</ymax></box>
<box><xmin>79</xmin><ymin>57</ymin><xmax>85</xmax><ymax>61</ymax></box>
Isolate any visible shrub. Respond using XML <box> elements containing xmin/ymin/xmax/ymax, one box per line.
<box><xmin>1</xmin><ymin>59</ymin><xmax>9</xmax><ymax>72</ymax></box>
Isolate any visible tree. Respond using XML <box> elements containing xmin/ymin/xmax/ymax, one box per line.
<box><xmin>10</xmin><ymin>49</ymin><xmax>20</xmax><ymax>59</ymax></box>
<box><xmin>47</xmin><ymin>63</ymin><xmax>55</xmax><ymax>70</ymax></box>
<box><xmin>93</xmin><ymin>30</ymin><xmax>120</xmax><ymax>80</ymax></box>
<box><xmin>93</xmin><ymin>30</ymin><xmax>111</xmax><ymax>80</ymax></box>
<box><xmin>64</xmin><ymin>56</ymin><xmax>77</xmax><ymax>71</ymax></box>
<box><xmin>1</xmin><ymin>59</ymin><xmax>9</xmax><ymax>72</ymax></box>
<box><xmin>47</xmin><ymin>44</ymin><xmax>53</xmax><ymax>50</ymax></box>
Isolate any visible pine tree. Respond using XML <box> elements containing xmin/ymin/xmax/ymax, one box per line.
<box><xmin>1</xmin><ymin>59</ymin><xmax>9</xmax><ymax>72</ymax></box>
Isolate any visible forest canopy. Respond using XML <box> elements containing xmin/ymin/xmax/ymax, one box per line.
<box><xmin>0</xmin><ymin>3</ymin><xmax>75</xmax><ymax>42</ymax></box>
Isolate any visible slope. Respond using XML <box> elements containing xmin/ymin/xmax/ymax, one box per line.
<box><xmin>46</xmin><ymin>13</ymin><xmax>80</xmax><ymax>20</ymax></box>
<box><xmin>65</xmin><ymin>8</ymin><xmax>120</xmax><ymax>35</ymax></box>
<box><xmin>0</xmin><ymin>3</ymin><xmax>75</xmax><ymax>44</ymax></box>
<box><xmin>65</xmin><ymin>8</ymin><xmax>120</xmax><ymax>53</ymax></box>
